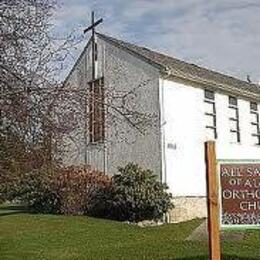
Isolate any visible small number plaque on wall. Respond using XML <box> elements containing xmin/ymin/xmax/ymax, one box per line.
<box><xmin>218</xmin><ymin>161</ymin><xmax>260</xmax><ymax>228</ymax></box>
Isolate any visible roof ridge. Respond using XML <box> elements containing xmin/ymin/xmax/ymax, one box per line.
<box><xmin>96</xmin><ymin>32</ymin><xmax>167</xmax><ymax>70</ymax></box>
<box><xmin>96</xmin><ymin>32</ymin><xmax>260</xmax><ymax>97</ymax></box>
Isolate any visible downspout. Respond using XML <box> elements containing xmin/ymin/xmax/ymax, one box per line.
<box><xmin>159</xmin><ymin>67</ymin><xmax>171</xmax><ymax>184</ymax></box>
<box><xmin>160</xmin><ymin>68</ymin><xmax>172</xmax><ymax>223</ymax></box>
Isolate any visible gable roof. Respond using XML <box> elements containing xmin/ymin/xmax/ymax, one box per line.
<box><xmin>97</xmin><ymin>33</ymin><xmax>260</xmax><ymax>98</ymax></box>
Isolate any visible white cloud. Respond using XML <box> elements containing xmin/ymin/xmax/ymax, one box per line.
<box><xmin>54</xmin><ymin>0</ymin><xmax>260</xmax><ymax>82</ymax></box>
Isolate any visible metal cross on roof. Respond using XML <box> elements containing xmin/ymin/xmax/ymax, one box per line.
<box><xmin>84</xmin><ymin>11</ymin><xmax>103</xmax><ymax>80</ymax></box>
<box><xmin>83</xmin><ymin>11</ymin><xmax>103</xmax><ymax>34</ymax></box>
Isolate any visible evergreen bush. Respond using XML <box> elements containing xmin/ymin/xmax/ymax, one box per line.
<box><xmin>107</xmin><ymin>163</ymin><xmax>173</xmax><ymax>222</ymax></box>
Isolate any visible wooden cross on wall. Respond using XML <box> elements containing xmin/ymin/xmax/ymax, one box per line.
<box><xmin>83</xmin><ymin>11</ymin><xmax>103</xmax><ymax>80</ymax></box>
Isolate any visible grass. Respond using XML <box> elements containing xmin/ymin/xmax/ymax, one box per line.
<box><xmin>0</xmin><ymin>205</ymin><xmax>259</xmax><ymax>260</ymax></box>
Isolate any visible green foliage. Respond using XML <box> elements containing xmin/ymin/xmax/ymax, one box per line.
<box><xmin>11</xmin><ymin>166</ymin><xmax>59</xmax><ymax>214</ymax></box>
<box><xmin>0</xmin><ymin>164</ymin><xmax>54</xmax><ymax>207</ymax></box>
<box><xmin>1</xmin><ymin>162</ymin><xmax>172</xmax><ymax>222</ymax></box>
<box><xmin>3</xmin><ymin>166</ymin><xmax>111</xmax><ymax>215</ymax></box>
<box><xmin>107</xmin><ymin>163</ymin><xmax>173</xmax><ymax>222</ymax></box>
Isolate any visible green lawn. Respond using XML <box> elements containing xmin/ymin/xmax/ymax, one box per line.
<box><xmin>0</xmin><ymin>205</ymin><xmax>259</xmax><ymax>260</ymax></box>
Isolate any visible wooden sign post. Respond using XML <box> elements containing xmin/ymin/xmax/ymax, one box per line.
<box><xmin>205</xmin><ymin>141</ymin><xmax>221</xmax><ymax>260</ymax></box>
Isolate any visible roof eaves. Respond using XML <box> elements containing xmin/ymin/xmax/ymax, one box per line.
<box><xmin>165</xmin><ymin>69</ymin><xmax>260</xmax><ymax>101</ymax></box>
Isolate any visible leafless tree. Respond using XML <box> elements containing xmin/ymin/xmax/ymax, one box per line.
<box><xmin>0</xmin><ymin>0</ymin><xmax>157</xmax><ymax>195</ymax></box>
<box><xmin>0</xmin><ymin>0</ymin><xmax>82</xmax><ymax>176</ymax></box>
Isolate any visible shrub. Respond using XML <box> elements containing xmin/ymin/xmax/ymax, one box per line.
<box><xmin>0</xmin><ymin>165</ymin><xmax>53</xmax><ymax>207</ymax></box>
<box><xmin>52</xmin><ymin>166</ymin><xmax>111</xmax><ymax>215</ymax></box>
<box><xmin>18</xmin><ymin>166</ymin><xmax>111</xmax><ymax>215</ymax></box>
<box><xmin>2</xmin><ymin>164</ymin><xmax>111</xmax><ymax>215</ymax></box>
<box><xmin>12</xmin><ymin>166</ymin><xmax>60</xmax><ymax>213</ymax></box>
<box><xmin>2</xmin><ymin>162</ymin><xmax>172</xmax><ymax>222</ymax></box>
<box><xmin>107</xmin><ymin>163</ymin><xmax>173</xmax><ymax>222</ymax></box>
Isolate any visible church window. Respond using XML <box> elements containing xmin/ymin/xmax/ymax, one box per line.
<box><xmin>229</xmin><ymin>96</ymin><xmax>237</xmax><ymax>106</ymax></box>
<box><xmin>250</xmin><ymin>101</ymin><xmax>260</xmax><ymax>145</ymax></box>
<box><xmin>204</xmin><ymin>90</ymin><xmax>217</xmax><ymax>140</ymax></box>
<box><xmin>88</xmin><ymin>77</ymin><xmax>105</xmax><ymax>143</ymax></box>
<box><xmin>229</xmin><ymin>96</ymin><xmax>240</xmax><ymax>143</ymax></box>
<box><xmin>94</xmin><ymin>42</ymin><xmax>98</xmax><ymax>61</ymax></box>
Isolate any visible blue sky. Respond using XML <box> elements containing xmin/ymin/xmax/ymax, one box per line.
<box><xmin>53</xmin><ymin>0</ymin><xmax>260</xmax><ymax>83</ymax></box>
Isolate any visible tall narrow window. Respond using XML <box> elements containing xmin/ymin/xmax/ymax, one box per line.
<box><xmin>94</xmin><ymin>42</ymin><xmax>98</xmax><ymax>61</ymax></box>
<box><xmin>229</xmin><ymin>96</ymin><xmax>240</xmax><ymax>143</ymax></box>
<box><xmin>204</xmin><ymin>90</ymin><xmax>217</xmax><ymax>139</ymax></box>
<box><xmin>250</xmin><ymin>101</ymin><xmax>260</xmax><ymax>145</ymax></box>
<box><xmin>88</xmin><ymin>77</ymin><xmax>105</xmax><ymax>143</ymax></box>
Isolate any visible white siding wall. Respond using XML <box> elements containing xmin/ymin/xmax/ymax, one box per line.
<box><xmin>162</xmin><ymin>78</ymin><xmax>260</xmax><ymax>197</ymax></box>
<box><xmin>162</xmin><ymin>79</ymin><xmax>205</xmax><ymax>196</ymax></box>
<box><xmin>216</xmin><ymin>94</ymin><xmax>260</xmax><ymax>159</ymax></box>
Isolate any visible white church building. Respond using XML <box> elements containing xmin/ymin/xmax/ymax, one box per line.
<box><xmin>64</xmin><ymin>32</ymin><xmax>260</xmax><ymax>222</ymax></box>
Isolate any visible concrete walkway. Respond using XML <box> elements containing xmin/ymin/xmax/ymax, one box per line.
<box><xmin>186</xmin><ymin>219</ymin><xmax>245</xmax><ymax>241</ymax></box>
